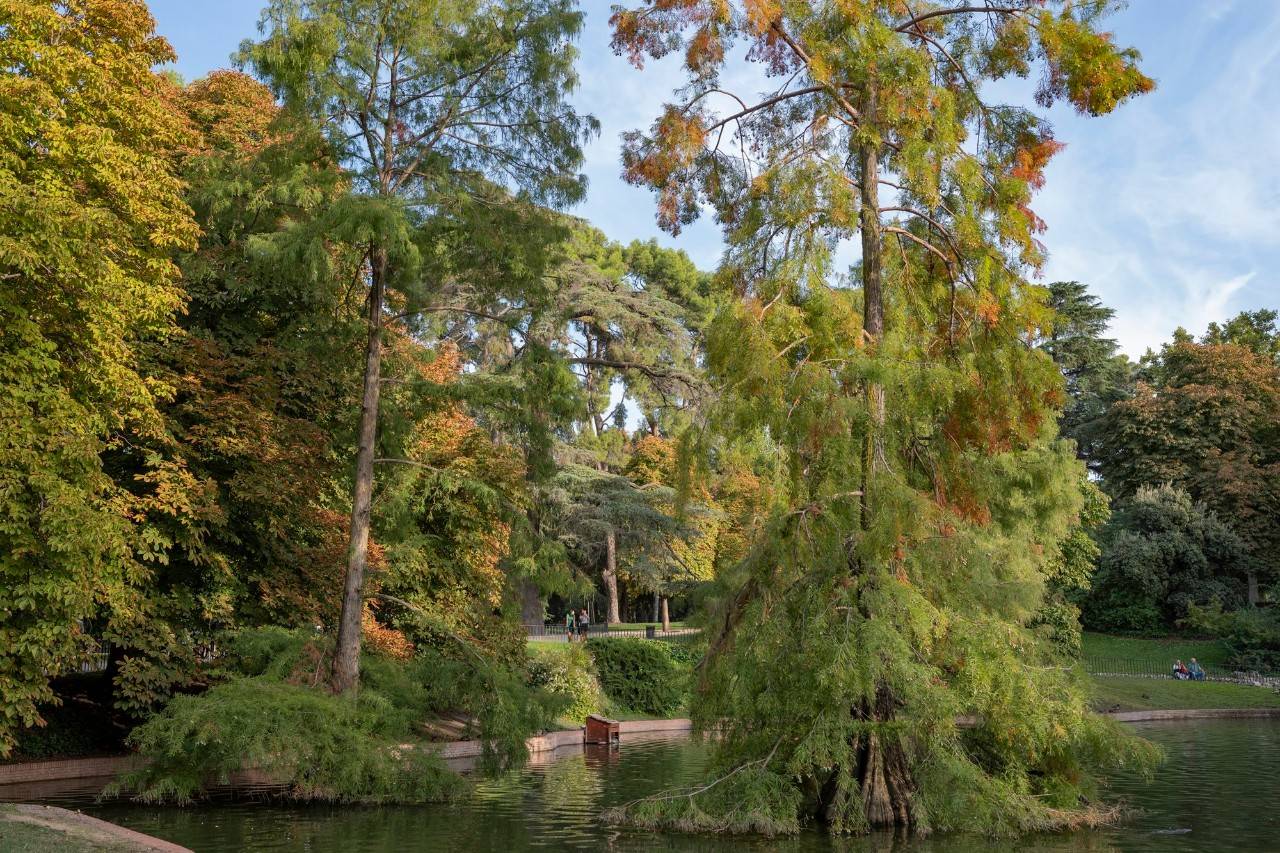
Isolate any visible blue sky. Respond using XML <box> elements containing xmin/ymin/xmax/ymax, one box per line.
<box><xmin>148</xmin><ymin>0</ymin><xmax>1277</xmax><ymax>358</ymax></box>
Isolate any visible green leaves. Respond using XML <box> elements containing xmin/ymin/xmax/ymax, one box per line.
<box><xmin>0</xmin><ymin>0</ymin><xmax>197</xmax><ymax>755</ymax></box>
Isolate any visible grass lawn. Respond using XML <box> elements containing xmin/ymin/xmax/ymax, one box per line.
<box><xmin>606</xmin><ymin>622</ymin><xmax>687</xmax><ymax>631</ymax></box>
<box><xmin>1088</xmin><ymin>675</ymin><xmax>1280</xmax><ymax>712</ymax></box>
<box><xmin>1081</xmin><ymin>632</ymin><xmax>1233</xmax><ymax>668</ymax></box>
<box><xmin>0</xmin><ymin>806</ymin><xmax>136</xmax><ymax>853</ymax></box>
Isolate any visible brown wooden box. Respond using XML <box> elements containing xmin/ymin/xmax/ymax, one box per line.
<box><xmin>584</xmin><ymin>714</ymin><xmax>620</xmax><ymax>745</ymax></box>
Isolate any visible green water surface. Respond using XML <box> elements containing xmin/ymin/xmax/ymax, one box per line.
<box><xmin>23</xmin><ymin>719</ymin><xmax>1280</xmax><ymax>852</ymax></box>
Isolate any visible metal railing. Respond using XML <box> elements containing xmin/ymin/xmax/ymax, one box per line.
<box><xmin>1084</xmin><ymin>656</ymin><xmax>1280</xmax><ymax>688</ymax></box>
<box><xmin>525</xmin><ymin>623</ymin><xmax>700</xmax><ymax>641</ymax></box>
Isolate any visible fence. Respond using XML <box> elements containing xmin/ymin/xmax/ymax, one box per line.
<box><xmin>1084</xmin><ymin>656</ymin><xmax>1280</xmax><ymax>689</ymax></box>
<box><xmin>525</xmin><ymin>623</ymin><xmax>700</xmax><ymax>641</ymax></box>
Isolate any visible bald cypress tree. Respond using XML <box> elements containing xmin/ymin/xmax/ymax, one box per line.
<box><xmin>608</xmin><ymin>0</ymin><xmax>1157</xmax><ymax>835</ymax></box>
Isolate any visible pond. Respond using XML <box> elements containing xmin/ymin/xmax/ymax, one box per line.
<box><xmin>11</xmin><ymin>719</ymin><xmax>1280</xmax><ymax>852</ymax></box>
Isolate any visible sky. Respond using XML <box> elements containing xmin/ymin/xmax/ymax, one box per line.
<box><xmin>147</xmin><ymin>0</ymin><xmax>1278</xmax><ymax>358</ymax></box>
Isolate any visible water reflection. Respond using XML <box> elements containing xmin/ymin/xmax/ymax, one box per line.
<box><xmin>3</xmin><ymin>720</ymin><xmax>1276</xmax><ymax>852</ymax></box>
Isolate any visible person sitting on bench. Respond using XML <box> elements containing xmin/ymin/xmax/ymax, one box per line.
<box><xmin>1187</xmin><ymin>658</ymin><xmax>1206</xmax><ymax>681</ymax></box>
<box><xmin>1172</xmin><ymin>659</ymin><xmax>1191</xmax><ymax>680</ymax></box>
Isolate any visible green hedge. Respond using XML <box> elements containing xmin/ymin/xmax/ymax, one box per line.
<box><xmin>585</xmin><ymin>638</ymin><xmax>686</xmax><ymax>717</ymax></box>
<box><xmin>526</xmin><ymin>643</ymin><xmax>605</xmax><ymax>725</ymax></box>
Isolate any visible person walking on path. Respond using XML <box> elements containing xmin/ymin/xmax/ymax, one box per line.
<box><xmin>564</xmin><ymin>610</ymin><xmax>574</xmax><ymax>642</ymax></box>
<box><xmin>578</xmin><ymin>609</ymin><xmax>590</xmax><ymax>642</ymax></box>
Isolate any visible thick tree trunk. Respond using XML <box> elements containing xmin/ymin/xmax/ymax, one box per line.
<box><xmin>1247</xmin><ymin>570</ymin><xmax>1260</xmax><ymax>606</ymax></box>
<box><xmin>519</xmin><ymin>579</ymin><xmax>544</xmax><ymax>625</ymax></box>
<box><xmin>660</xmin><ymin>595</ymin><xmax>670</xmax><ymax>631</ymax></box>
<box><xmin>652</xmin><ymin>591</ymin><xmax>660</xmax><ymax>623</ymax></box>
<box><xmin>603</xmin><ymin>528</ymin><xmax>621</xmax><ymax>625</ymax></box>
<box><xmin>332</xmin><ymin>247</ymin><xmax>386</xmax><ymax>694</ymax></box>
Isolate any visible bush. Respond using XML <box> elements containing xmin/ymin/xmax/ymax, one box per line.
<box><xmin>526</xmin><ymin>644</ymin><xmax>605</xmax><ymax>725</ymax></box>
<box><xmin>120</xmin><ymin>627</ymin><xmax>558</xmax><ymax>803</ymax></box>
<box><xmin>585</xmin><ymin>638</ymin><xmax>686</xmax><ymax>717</ymax></box>
<box><xmin>1184</xmin><ymin>603</ymin><xmax>1280</xmax><ymax>671</ymax></box>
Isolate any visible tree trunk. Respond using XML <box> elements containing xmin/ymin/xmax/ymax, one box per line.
<box><xmin>660</xmin><ymin>595</ymin><xmax>670</xmax><ymax>631</ymax></box>
<box><xmin>1248</xmin><ymin>570</ymin><xmax>1260</xmax><ymax>606</ymax></box>
<box><xmin>603</xmin><ymin>528</ymin><xmax>621</xmax><ymax>625</ymax></box>
<box><xmin>652</xmin><ymin>591</ymin><xmax>660</xmax><ymax>623</ymax></box>
<box><xmin>857</xmin><ymin>80</ymin><xmax>884</xmax><ymax>533</ymax></box>
<box><xmin>332</xmin><ymin>246</ymin><xmax>386</xmax><ymax>694</ymax></box>
<box><xmin>519</xmin><ymin>579</ymin><xmax>544</xmax><ymax>625</ymax></box>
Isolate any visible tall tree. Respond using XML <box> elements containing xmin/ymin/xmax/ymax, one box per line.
<box><xmin>95</xmin><ymin>70</ymin><xmax>364</xmax><ymax>714</ymax></box>
<box><xmin>1096</xmin><ymin>339</ymin><xmax>1280</xmax><ymax>605</ymax></box>
<box><xmin>1039</xmin><ymin>281</ymin><xmax>1133</xmax><ymax>470</ymax></box>
<box><xmin>1203</xmin><ymin>309</ymin><xmax>1280</xmax><ymax>364</ymax></box>
<box><xmin>609</xmin><ymin>0</ymin><xmax>1155</xmax><ymax>834</ymax></box>
<box><xmin>0</xmin><ymin>0</ymin><xmax>197</xmax><ymax>753</ymax></box>
<box><xmin>239</xmin><ymin>0</ymin><xmax>596</xmax><ymax>692</ymax></box>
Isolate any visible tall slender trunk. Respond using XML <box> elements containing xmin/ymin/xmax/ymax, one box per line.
<box><xmin>652</xmin><ymin>591</ymin><xmax>660</xmax><ymax>623</ymax></box>
<box><xmin>660</xmin><ymin>595</ymin><xmax>670</xmax><ymax>631</ymax></box>
<box><xmin>1248</xmin><ymin>571</ymin><xmax>1260</xmax><ymax>606</ymax></box>
<box><xmin>857</xmin><ymin>81</ymin><xmax>884</xmax><ymax>533</ymax></box>
<box><xmin>603</xmin><ymin>528</ymin><xmax>621</xmax><ymax>625</ymax></box>
<box><xmin>332</xmin><ymin>245</ymin><xmax>386</xmax><ymax>694</ymax></box>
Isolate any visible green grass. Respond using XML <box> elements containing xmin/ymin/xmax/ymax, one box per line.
<box><xmin>605</xmin><ymin>622</ymin><xmax>687</xmax><ymax>631</ymax></box>
<box><xmin>0</xmin><ymin>807</ymin><xmax>133</xmax><ymax>852</ymax></box>
<box><xmin>1088</xmin><ymin>675</ymin><xmax>1280</xmax><ymax>712</ymax></box>
<box><xmin>1081</xmin><ymin>632</ymin><xmax>1233</xmax><ymax>668</ymax></box>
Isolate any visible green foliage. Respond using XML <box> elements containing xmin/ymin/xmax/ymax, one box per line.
<box><xmin>606</xmin><ymin>763</ymin><xmax>803</xmax><ymax>836</ymax></box>
<box><xmin>585</xmin><ymin>638</ymin><xmax>686</xmax><ymax>717</ymax></box>
<box><xmin>121</xmin><ymin>628</ymin><xmax>557</xmax><ymax>802</ymax></box>
<box><xmin>526</xmin><ymin>643</ymin><xmax>605</xmax><ymax>725</ymax></box>
<box><xmin>1184</xmin><ymin>604</ymin><xmax>1280</xmax><ymax>671</ymax></box>
<box><xmin>1032</xmin><ymin>477</ymin><xmax>1109</xmax><ymax>657</ymax></box>
<box><xmin>1098</xmin><ymin>340</ymin><xmax>1280</xmax><ymax>599</ymax></box>
<box><xmin>1040</xmin><ymin>281</ymin><xmax>1134</xmax><ymax>471</ymax></box>
<box><xmin>609</xmin><ymin>0</ymin><xmax>1157</xmax><ymax>836</ymax></box>
<box><xmin>0</xmin><ymin>0</ymin><xmax>197</xmax><ymax>754</ymax></box>
<box><xmin>1084</xmin><ymin>486</ymin><xmax>1248</xmax><ymax>633</ymax></box>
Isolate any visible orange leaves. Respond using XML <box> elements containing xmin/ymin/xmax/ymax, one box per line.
<box><xmin>976</xmin><ymin>294</ymin><xmax>1002</xmax><ymax>330</ymax></box>
<box><xmin>1010</xmin><ymin>136</ymin><xmax>1064</xmax><ymax>192</ymax></box>
<box><xmin>361</xmin><ymin>605</ymin><xmax>415</xmax><ymax>661</ymax></box>
<box><xmin>622</xmin><ymin>105</ymin><xmax>708</xmax><ymax>233</ymax></box>
<box><xmin>744</xmin><ymin>0</ymin><xmax>781</xmax><ymax>34</ymax></box>
<box><xmin>1035</xmin><ymin>13</ymin><xmax>1156</xmax><ymax>117</ymax></box>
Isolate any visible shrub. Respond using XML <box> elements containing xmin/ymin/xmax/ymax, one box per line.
<box><xmin>585</xmin><ymin>638</ymin><xmax>686</xmax><ymax>717</ymax></box>
<box><xmin>120</xmin><ymin>628</ymin><xmax>557</xmax><ymax>802</ymax></box>
<box><xmin>526</xmin><ymin>643</ymin><xmax>605</xmax><ymax>725</ymax></box>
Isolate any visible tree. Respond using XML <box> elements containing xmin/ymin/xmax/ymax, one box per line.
<box><xmin>239</xmin><ymin>0</ymin><xmax>596</xmax><ymax>693</ymax></box>
<box><xmin>1084</xmin><ymin>485</ymin><xmax>1247</xmax><ymax>634</ymax></box>
<box><xmin>1203</xmin><ymin>309</ymin><xmax>1280</xmax><ymax>364</ymax></box>
<box><xmin>0</xmin><ymin>0</ymin><xmax>198</xmax><ymax>754</ymax></box>
<box><xmin>1039</xmin><ymin>281</ymin><xmax>1133</xmax><ymax>469</ymax></box>
<box><xmin>608</xmin><ymin>0</ymin><xmax>1155</xmax><ymax>834</ymax></box>
<box><xmin>1096</xmin><ymin>340</ymin><xmax>1280</xmax><ymax>605</ymax></box>
<box><xmin>91</xmin><ymin>70</ymin><xmax>368</xmax><ymax>714</ymax></box>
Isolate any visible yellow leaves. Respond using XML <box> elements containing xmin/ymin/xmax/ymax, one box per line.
<box><xmin>743</xmin><ymin>0</ymin><xmax>781</xmax><ymax>35</ymax></box>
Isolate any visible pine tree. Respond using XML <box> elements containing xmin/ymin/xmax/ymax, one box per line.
<box><xmin>239</xmin><ymin>0</ymin><xmax>595</xmax><ymax>692</ymax></box>
<box><xmin>608</xmin><ymin>0</ymin><xmax>1156</xmax><ymax>834</ymax></box>
<box><xmin>1040</xmin><ymin>281</ymin><xmax>1133</xmax><ymax>470</ymax></box>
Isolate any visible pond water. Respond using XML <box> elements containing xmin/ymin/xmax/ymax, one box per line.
<box><xmin>11</xmin><ymin>719</ymin><xmax>1280</xmax><ymax>852</ymax></box>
